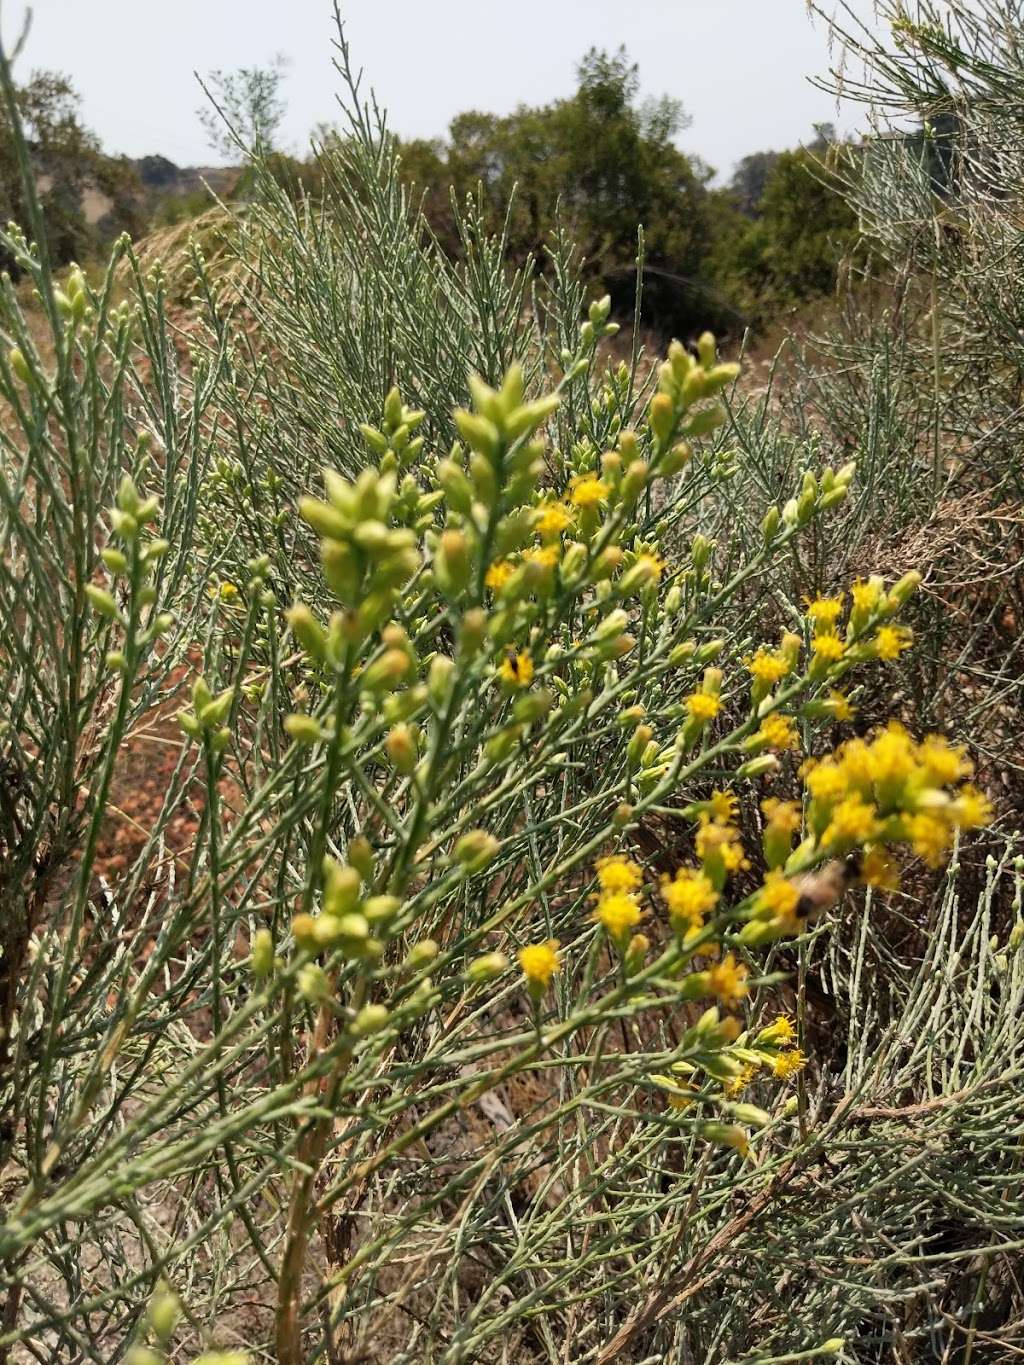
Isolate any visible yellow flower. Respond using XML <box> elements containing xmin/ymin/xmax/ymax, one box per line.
<box><xmin>761</xmin><ymin>798</ymin><xmax>802</xmax><ymax>835</ymax></box>
<box><xmin>875</xmin><ymin>624</ymin><xmax>913</xmax><ymax>660</ymax></box>
<box><xmin>805</xmin><ymin>594</ymin><xmax>844</xmax><ymax>630</ymax></box>
<box><xmin>535</xmin><ymin>501</ymin><xmax>573</xmax><ymax>536</ymax></box>
<box><xmin>908</xmin><ymin>812</ymin><xmax>952</xmax><ymax>866</ymax></box>
<box><xmin>522</xmin><ymin>544</ymin><xmax>560</xmax><ymax>569</ymax></box>
<box><xmin>633</xmin><ymin>551</ymin><xmax>666</xmax><ymax>584</ymax></box>
<box><xmin>772</xmin><ymin>1046</ymin><xmax>807</xmax><ymax>1081</ymax></box>
<box><xmin>757</xmin><ymin>712</ymin><xmax>799</xmax><ymax>752</ymax></box>
<box><xmin>868</xmin><ymin>722</ymin><xmax>917</xmax><ymax>790</ymax></box>
<box><xmin>209</xmin><ymin>581</ymin><xmax>239</xmax><ymax>602</ymax></box>
<box><xmin>499</xmin><ymin>652</ymin><xmax>534</xmax><ymax>687</ymax></box>
<box><xmin>952</xmin><ymin>784</ymin><xmax>993</xmax><ymax>830</ymax></box>
<box><xmin>696</xmin><ymin>821</ymin><xmax>748</xmax><ymax>877</ymax></box>
<box><xmin>725</xmin><ymin>1063</ymin><xmax>758</xmax><ymax>1097</ymax></box>
<box><xmin>745</xmin><ymin>648</ymin><xmax>790</xmax><ymax>687</ymax></box>
<box><xmin>485</xmin><ymin>560</ymin><xmax>516</xmax><ymax>591</ymax></box>
<box><xmin>754</xmin><ymin>871</ymin><xmax>801</xmax><ymax>930</ymax></box>
<box><xmin>812</xmin><ymin>632</ymin><xmax>846</xmax><ymax>664</ymax></box>
<box><xmin>594</xmin><ymin>891</ymin><xmax>643</xmax><ymax>938</ymax></box>
<box><xmin>518</xmin><ymin>940</ymin><xmax>560</xmax><ymax>987</ymax></box>
<box><xmin>861</xmin><ymin>847</ymin><xmax>900</xmax><ymax>891</ymax></box>
<box><xmin>567</xmin><ymin>475</ymin><xmax>609</xmax><ymax>509</ymax></box>
<box><xmin>661</xmin><ymin>867</ymin><xmax>719</xmax><ymax>929</ymax></box>
<box><xmin>596</xmin><ymin>854</ymin><xmax>644</xmax><ymax>894</ymax></box>
<box><xmin>708</xmin><ymin>789</ymin><xmax>739</xmax><ymax>823</ymax></box>
<box><xmin>822</xmin><ymin>795</ymin><xmax>880</xmax><ymax>848</ymax></box>
<box><xmin>851</xmin><ymin>577</ymin><xmax>884</xmax><ymax>614</ymax></box>
<box><xmin>758</xmin><ymin>1013</ymin><xmax>796</xmax><ymax>1046</ymax></box>
<box><xmin>686</xmin><ymin>692</ymin><xmax>721</xmax><ymax>722</ymax></box>
<box><xmin>826</xmin><ymin>690</ymin><xmax>856</xmax><ymax>723</ymax></box>
<box><xmin>804</xmin><ymin>759</ymin><xmax>847</xmax><ymax>805</ymax></box>
<box><xmin>707</xmin><ymin>951</ymin><xmax>749</xmax><ymax>1003</ymax></box>
<box><xmin>917</xmin><ymin>734</ymin><xmax>971</xmax><ymax>786</ymax></box>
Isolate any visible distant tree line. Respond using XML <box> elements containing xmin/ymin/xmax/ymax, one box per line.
<box><xmin>2</xmin><ymin>49</ymin><xmax>861</xmax><ymax>335</ymax></box>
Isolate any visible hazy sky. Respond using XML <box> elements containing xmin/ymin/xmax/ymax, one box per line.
<box><xmin>5</xmin><ymin>2</ymin><xmax>880</xmax><ymax>177</ymax></box>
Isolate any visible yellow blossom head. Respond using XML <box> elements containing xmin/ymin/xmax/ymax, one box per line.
<box><xmin>745</xmin><ymin>647</ymin><xmax>790</xmax><ymax>689</ymax></box>
<box><xmin>823</xmin><ymin>795</ymin><xmax>880</xmax><ymax>849</ymax></box>
<box><xmin>708</xmin><ymin>789</ymin><xmax>738</xmax><ymax>823</ymax></box>
<box><xmin>499</xmin><ymin>652</ymin><xmax>534</xmax><ymax>688</ymax></box>
<box><xmin>661</xmin><ymin>866</ymin><xmax>718</xmax><ymax>931</ymax></box>
<box><xmin>594</xmin><ymin>891</ymin><xmax>643</xmax><ymax>940</ymax></box>
<box><xmin>706</xmin><ymin>951</ymin><xmax>749</xmax><ymax>1003</ymax></box>
<box><xmin>757</xmin><ymin>712</ymin><xmax>799</xmax><ymax>752</ymax></box>
<box><xmin>485</xmin><ymin>560</ymin><xmax>515</xmax><ymax>591</ymax></box>
<box><xmin>812</xmin><ymin>633</ymin><xmax>846</xmax><ymax>664</ymax></box>
<box><xmin>567</xmin><ymin>474</ymin><xmax>609</xmax><ymax>510</ymax></box>
<box><xmin>874</xmin><ymin>624</ymin><xmax>913</xmax><ymax>660</ymax></box>
<box><xmin>805</xmin><ymin>594</ymin><xmax>844</xmax><ymax>630</ymax></box>
<box><xmin>686</xmin><ymin>692</ymin><xmax>721</xmax><ymax>723</ymax></box>
<box><xmin>535</xmin><ymin>501</ymin><xmax>573</xmax><ymax>537</ymax></box>
<box><xmin>518</xmin><ymin>940</ymin><xmax>560</xmax><ymax>989</ymax></box>
<box><xmin>596</xmin><ymin>854</ymin><xmax>644</xmax><ymax>894</ymax></box>
<box><xmin>772</xmin><ymin>1046</ymin><xmax>807</xmax><ymax>1081</ymax></box>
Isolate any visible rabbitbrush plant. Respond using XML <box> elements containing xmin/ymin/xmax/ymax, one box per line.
<box><xmin>0</xmin><ymin>12</ymin><xmax>1020</xmax><ymax>1365</ymax></box>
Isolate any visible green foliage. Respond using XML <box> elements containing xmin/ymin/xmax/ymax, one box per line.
<box><xmin>708</xmin><ymin>136</ymin><xmax>859</xmax><ymax>323</ymax></box>
<box><xmin>0</xmin><ymin>67</ymin><xmax>144</xmax><ymax>272</ymax></box>
<box><xmin>398</xmin><ymin>46</ymin><xmax>716</xmax><ymax>331</ymax></box>
<box><xmin>0</xmin><ymin>8</ymin><xmax>1021</xmax><ymax>1365</ymax></box>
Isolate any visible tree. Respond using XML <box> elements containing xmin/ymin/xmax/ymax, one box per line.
<box><xmin>1</xmin><ymin>68</ymin><xmax>143</xmax><ymax>272</ymax></box>
<box><xmin>397</xmin><ymin>47</ymin><xmax>714</xmax><ymax>328</ymax></box>
<box><xmin>708</xmin><ymin>132</ymin><xmax>859</xmax><ymax>323</ymax></box>
<box><xmin>198</xmin><ymin>57</ymin><xmax>288</xmax><ymax>161</ymax></box>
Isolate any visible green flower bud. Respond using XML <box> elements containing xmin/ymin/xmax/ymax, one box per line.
<box><xmin>889</xmin><ymin>569</ymin><xmax>922</xmax><ymax>606</ymax></box>
<box><xmin>8</xmin><ymin>346</ymin><xmax>32</xmax><ymax>385</ymax></box>
<box><xmin>351</xmin><ymin>1003</ymin><xmax>390</xmax><ymax>1037</ymax></box>
<box><xmin>286</xmin><ymin>603</ymin><xmax>326</xmax><ymax>661</ymax></box>
<box><xmin>454</xmin><ymin>410</ymin><xmax>500</xmax><ymax>460</ymax></box>
<box><xmin>298</xmin><ymin>963</ymin><xmax>330</xmax><ymax>1002</ymax></box>
<box><xmin>427</xmin><ymin>653</ymin><xmax>455</xmax><ymax>706</ymax></box>
<box><xmin>86</xmin><ymin>584</ymin><xmax>121</xmax><ymax>620</ymax></box>
<box><xmin>321</xmin><ymin>540</ymin><xmax>362</xmax><ymax>603</ymax></box>
<box><xmin>458</xmin><ymin>608</ymin><xmax>487</xmax><ymax>658</ymax></box>
<box><xmin>736</xmin><ymin>753</ymin><xmax>780</xmax><ymax>779</ymax></box>
<box><xmin>199</xmin><ymin>689</ymin><xmax>233</xmax><ymax>728</ymax></box>
<box><xmin>177</xmin><ymin>709</ymin><xmax>201</xmax><ymax>739</ymax></box>
<box><xmin>404</xmin><ymin>939</ymin><xmax>439</xmax><ymax>971</ymax></box>
<box><xmin>434</xmin><ymin>528</ymin><xmax>471</xmax><ymax>597</ymax></box>
<box><xmin>437</xmin><ymin>458</ymin><xmax>474</xmax><ymax>515</ymax></box>
<box><xmin>346</xmin><ymin>836</ymin><xmax>374</xmax><ymax>885</ymax></box>
<box><xmin>385</xmin><ymin>723</ymin><xmax>417</xmax><ymax>774</ymax></box>
<box><xmin>251</xmin><ymin>928</ymin><xmax>274</xmax><ymax>977</ymax></box>
<box><xmin>125</xmin><ymin>1349</ymin><xmax>163</xmax><ymax>1365</ymax></box>
<box><xmin>724</xmin><ymin>1102</ymin><xmax>771</xmax><ymax>1128</ymax></box>
<box><xmin>761</xmin><ymin>506</ymin><xmax>781</xmax><ymax>543</ymax></box>
<box><xmin>101</xmin><ymin>547</ymin><xmax>129</xmax><ymax>574</ymax></box>
<box><xmin>284</xmin><ymin>713</ymin><xmax>323</xmax><ymax>745</ymax></box>
<box><xmin>105</xmin><ymin>650</ymin><xmax>127</xmax><ymax>672</ymax></box>
<box><xmin>299</xmin><ymin>495</ymin><xmax>349</xmax><ymax>541</ymax></box>
<box><xmin>648</xmin><ymin>392</ymin><xmax>675</xmax><ymax>443</ymax></box>
<box><xmin>362</xmin><ymin>895</ymin><xmax>402</xmax><ymax>925</ymax></box>
<box><xmin>324</xmin><ymin>859</ymin><xmax>362</xmax><ymax>915</ymax></box>
<box><xmin>466</xmin><ymin>951</ymin><xmax>510</xmax><ymax>984</ymax></box>
<box><xmin>454</xmin><ymin>829</ymin><xmax>500</xmax><ymax>873</ymax></box>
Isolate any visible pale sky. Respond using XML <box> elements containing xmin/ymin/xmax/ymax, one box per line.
<box><xmin>4</xmin><ymin>1</ymin><xmax>881</xmax><ymax>178</ymax></box>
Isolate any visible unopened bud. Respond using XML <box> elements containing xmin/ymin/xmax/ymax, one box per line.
<box><xmin>466</xmin><ymin>951</ymin><xmax>510</xmax><ymax>983</ymax></box>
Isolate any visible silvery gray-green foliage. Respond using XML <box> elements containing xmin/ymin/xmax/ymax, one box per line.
<box><xmin>0</xmin><ymin>9</ymin><xmax>1023</xmax><ymax>1365</ymax></box>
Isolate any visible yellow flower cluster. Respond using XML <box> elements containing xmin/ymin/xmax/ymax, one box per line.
<box><xmin>804</xmin><ymin>721</ymin><xmax>990</xmax><ymax>865</ymax></box>
<box><xmin>518</xmin><ymin>940</ymin><xmax>560</xmax><ymax>989</ymax></box>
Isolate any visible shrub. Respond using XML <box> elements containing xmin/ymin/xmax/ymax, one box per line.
<box><xmin>0</xmin><ymin>14</ymin><xmax>1018</xmax><ymax>1365</ymax></box>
